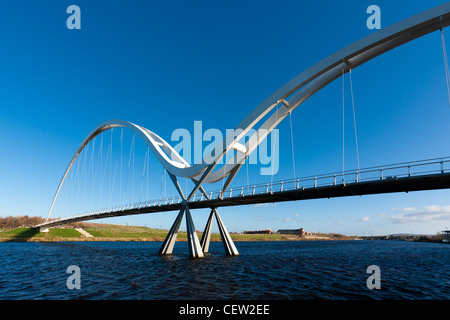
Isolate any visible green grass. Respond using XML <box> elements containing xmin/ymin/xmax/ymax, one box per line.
<box><xmin>0</xmin><ymin>227</ymin><xmax>82</xmax><ymax>241</ymax></box>
<box><xmin>49</xmin><ymin>228</ymin><xmax>82</xmax><ymax>238</ymax></box>
<box><xmin>0</xmin><ymin>225</ymin><xmax>330</xmax><ymax>242</ymax></box>
<box><xmin>0</xmin><ymin>227</ymin><xmax>44</xmax><ymax>238</ymax></box>
<box><xmin>85</xmin><ymin>225</ymin><xmax>169</xmax><ymax>240</ymax></box>
<box><xmin>0</xmin><ymin>226</ymin><xmax>171</xmax><ymax>241</ymax></box>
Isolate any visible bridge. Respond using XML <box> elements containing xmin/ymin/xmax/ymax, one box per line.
<box><xmin>38</xmin><ymin>3</ymin><xmax>450</xmax><ymax>258</ymax></box>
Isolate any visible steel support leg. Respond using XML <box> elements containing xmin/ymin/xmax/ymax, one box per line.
<box><xmin>200</xmin><ymin>209</ymin><xmax>239</xmax><ymax>256</ymax></box>
<box><xmin>200</xmin><ymin>209</ymin><xmax>214</xmax><ymax>253</ymax></box>
<box><xmin>159</xmin><ymin>205</ymin><xmax>185</xmax><ymax>255</ymax></box>
<box><xmin>215</xmin><ymin>209</ymin><xmax>239</xmax><ymax>256</ymax></box>
<box><xmin>185</xmin><ymin>206</ymin><xmax>204</xmax><ymax>258</ymax></box>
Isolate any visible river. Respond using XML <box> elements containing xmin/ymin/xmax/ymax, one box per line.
<box><xmin>0</xmin><ymin>240</ymin><xmax>449</xmax><ymax>300</ymax></box>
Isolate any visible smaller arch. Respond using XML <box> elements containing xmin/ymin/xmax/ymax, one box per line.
<box><xmin>45</xmin><ymin>119</ymin><xmax>199</xmax><ymax>222</ymax></box>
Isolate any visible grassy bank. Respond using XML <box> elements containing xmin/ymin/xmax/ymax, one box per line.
<box><xmin>0</xmin><ymin>227</ymin><xmax>84</xmax><ymax>241</ymax></box>
<box><xmin>0</xmin><ymin>225</ymin><xmax>168</xmax><ymax>242</ymax></box>
<box><xmin>0</xmin><ymin>221</ymin><xmax>356</xmax><ymax>242</ymax></box>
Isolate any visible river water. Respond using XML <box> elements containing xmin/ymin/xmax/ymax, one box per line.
<box><xmin>0</xmin><ymin>240</ymin><xmax>449</xmax><ymax>300</ymax></box>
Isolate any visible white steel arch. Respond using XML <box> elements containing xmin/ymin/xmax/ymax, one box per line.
<box><xmin>47</xmin><ymin>3</ymin><xmax>450</xmax><ymax>221</ymax></box>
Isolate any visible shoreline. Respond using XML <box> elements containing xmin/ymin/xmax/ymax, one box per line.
<box><xmin>0</xmin><ymin>226</ymin><xmax>351</xmax><ymax>242</ymax></box>
<box><xmin>2</xmin><ymin>225</ymin><xmax>444</xmax><ymax>243</ymax></box>
<box><xmin>0</xmin><ymin>236</ymin><xmax>344</xmax><ymax>242</ymax></box>
<box><xmin>2</xmin><ymin>238</ymin><xmax>445</xmax><ymax>244</ymax></box>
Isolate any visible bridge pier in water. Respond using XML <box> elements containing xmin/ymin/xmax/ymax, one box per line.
<box><xmin>158</xmin><ymin>205</ymin><xmax>186</xmax><ymax>256</ymax></box>
<box><xmin>200</xmin><ymin>209</ymin><xmax>214</xmax><ymax>253</ymax></box>
<box><xmin>184</xmin><ymin>206</ymin><xmax>204</xmax><ymax>258</ymax></box>
<box><xmin>158</xmin><ymin>168</ymin><xmax>239</xmax><ymax>258</ymax></box>
<box><xmin>158</xmin><ymin>204</ymin><xmax>204</xmax><ymax>258</ymax></box>
<box><xmin>200</xmin><ymin>208</ymin><xmax>239</xmax><ymax>256</ymax></box>
<box><xmin>159</xmin><ymin>204</ymin><xmax>239</xmax><ymax>258</ymax></box>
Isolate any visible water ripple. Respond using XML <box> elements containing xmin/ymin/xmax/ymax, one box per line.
<box><xmin>0</xmin><ymin>241</ymin><xmax>449</xmax><ymax>299</ymax></box>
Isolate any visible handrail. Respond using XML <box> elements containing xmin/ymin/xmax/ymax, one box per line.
<box><xmin>60</xmin><ymin>157</ymin><xmax>449</xmax><ymax>221</ymax></box>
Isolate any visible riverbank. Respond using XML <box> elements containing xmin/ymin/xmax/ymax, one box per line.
<box><xmin>0</xmin><ymin>223</ymin><xmax>353</xmax><ymax>242</ymax></box>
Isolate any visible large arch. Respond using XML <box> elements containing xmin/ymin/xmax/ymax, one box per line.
<box><xmin>193</xmin><ymin>2</ymin><xmax>450</xmax><ymax>184</ymax></box>
<box><xmin>47</xmin><ymin>3</ymin><xmax>450</xmax><ymax>220</ymax></box>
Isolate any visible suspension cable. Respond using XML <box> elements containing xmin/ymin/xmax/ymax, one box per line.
<box><xmin>120</xmin><ymin>128</ymin><xmax>123</xmax><ymax>204</ymax></box>
<box><xmin>289</xmin><ymin>111</ymin><xmax>296</xmax><ymax>180</ymax></box>
<box><xmin>160</xmin><ymin>166</ymin><xmax>163</xmax><ymax>200</ymax></box>
<box><xmin>270</xmin><ymin>105</ymin><xmax>279</xmax><ymax>190</ymax></box>
<box><xmin>246</xmin><ymin>155</ymin><xmax>249</xmax><ymax>189</ymax></box>
<box><xmin>109</xmin><ymin>128</ymin><xmax>113</xmax><ymax>204</ymax></box>
<box><xmin>94</xmin><ymin>133</ymin><xmax>103</xmax><ymax>209</ymax></box>
<box><xmin>342</xmin><ymin>69</ymin><xmax>345</xmax><ymax>183</ymax></box>
<box><xmin>75</xmin><ymin>144</ymin><xmax>81</xmax><ymax>205</ymax></box>
<box><xmin>111</xmin><ymin>159</ymin><xmax>118</xmax><ymax>208</ymax></box>
<box><xmin>146</xmin><ymin>146</ymin><xmax>150</xmax><ymax>201</ymax></box>
<box><xmin>440</xmin><ymin>24</ymin><xmax>450</xmax><ymax>106</ymax></box>
<box><xmin>73</xmin><ymin>147</ymin><xmax>79</xmax><ymax>201</ymax></box>
<box><xmin>132</xmin><ymin>133</ymin><xmax>136</xmax><ymax>204</ymax></box>
<box><xmin>122</xmin><ymin>132</ymin><xmax>134</xmax><ymax>205</ymax></box>
<box><xmin>139</xmin><ymin>146</ymin><xmax>149</xmax><ymax>202</ymax></box>
<box><xmin>164</xmin><ymin>167</ymin><xmax>167</xmax><ymax>199</ymax></box>
<box><xmin>99</xmin><ymin>142</ymin><xmax>111</xmax><ymax>206</ymax></box>
<box><xmin>81</xmin><ymin>143</ymin><xmax>88</xmax><ymax>208</ymax></box>
<box><xmin>349</xmin><ymin>69</ymin><xmax>361</xmax><ymax>172</ymax></box>
<box><xmin>89</xmin><ymin>136</ymin><xmax>96</xmax><ymax>208</ymax></box>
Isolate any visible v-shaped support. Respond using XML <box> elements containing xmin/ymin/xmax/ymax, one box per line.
<box><xmin>159</xmin><ymin>204</ymin><xmax>185</xmax><ymax>255</ymax></box>
<box><xmin>197</xmin><ymin>184</ymin><xmax>239</xmax><ymax>256</ymax></box>
<box><xmin>159</xmin><ymin>169</ymin><xmax>239</xmax><ymax>258</ymax></box>
<box><xmin>159</xmin><ymin>172</ymin><xmax>204</xmax><ymax>258</ymax></box>
<box><xmin>200</xmin><ymin>208</ymin><xmax>239</xmax><ymax>256</ymax></box>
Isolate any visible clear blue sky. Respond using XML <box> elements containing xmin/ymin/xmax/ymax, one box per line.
<box><xmin>2</xmin><ymin>0</ymin><xmax>450</xmax><ymax>236</ymax></box>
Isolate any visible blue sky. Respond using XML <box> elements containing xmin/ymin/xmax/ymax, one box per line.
<box><xmin>2</xmin><ymin>0</ymin><xmax>450</xmax><ymax>236</ymax></box>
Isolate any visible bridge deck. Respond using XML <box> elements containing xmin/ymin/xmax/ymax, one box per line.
<box><xmin>37</xmin><ymin>172</ymin><xmax>450</xmax><ymax>229</ymax></box>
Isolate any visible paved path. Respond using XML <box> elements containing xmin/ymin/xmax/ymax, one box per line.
<box><xmin>75</xmin><ymin>228</ymin><xmax>94</xmax><ymax>238</ymax></box>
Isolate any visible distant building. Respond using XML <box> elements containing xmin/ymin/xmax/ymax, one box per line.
<box><xmin>442</xmin><ymin>230</ymin><xmax>450</xmax><ymax>242</ymax></box>
<box><xmin>243</xmin><ymin>229</ymin><xmax>272</xmax><ymax>235</ymax></box>
<box><xmin>278</xmin><ymin>228</ymin><xmax>306</xmax><ymax>236</ymax></box>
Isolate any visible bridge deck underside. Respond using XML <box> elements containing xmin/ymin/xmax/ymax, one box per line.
<box><xmin>38</xmin><ymin>173</ymin><xmax>450</xmax><ymax>228</ymax></box>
